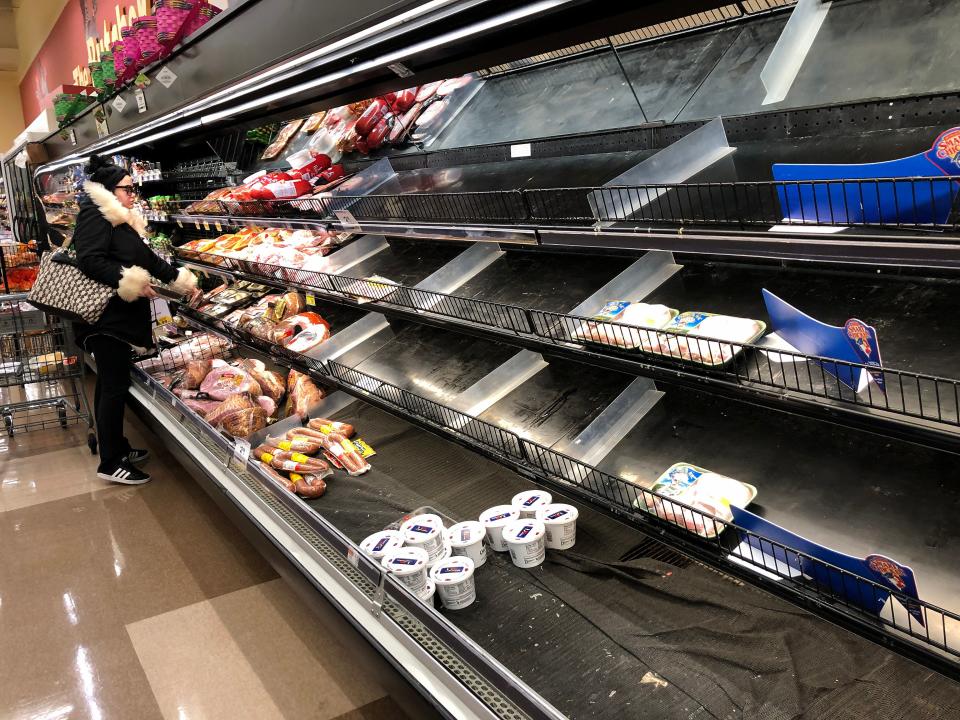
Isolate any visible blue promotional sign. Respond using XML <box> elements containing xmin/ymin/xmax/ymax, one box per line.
<box><xmin>762</xmin><ymin>289</ymin><xmax>884</xmax><ymax>392</ymax></box>
<box><xmin>772</xmin><ymin>126</ymin><xmax>960</xmax><ymax>225</ymax></box>
<box><xmin>730</xmin><ymin>506</ymin><xmax>924</xmax><ymax>626</ymax></box>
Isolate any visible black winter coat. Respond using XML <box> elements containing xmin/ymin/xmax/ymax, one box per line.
<box><xmin>73</xmin><ymin>184</ymin><xmax>179</xmax><ymax>352</ymax></box>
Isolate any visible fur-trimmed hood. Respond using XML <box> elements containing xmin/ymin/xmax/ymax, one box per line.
<box><xmin>83</xmin><ymin>180</ymin><xmax>150</xmax><ymax>238</ymax></box>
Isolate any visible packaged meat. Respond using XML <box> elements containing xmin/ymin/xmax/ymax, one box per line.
<box><xmin>256</xmin><ymin>395</ymin><xmax>277</xmax><ymax>417</ymax></box>
<box><xmin>436</xmin><ymin>75</ymin><xmax>472</xmax><ymax>96</ymax></box>
<box><xmin>390</xmin><ymin>101</ymin><xmax>424</xmax><ymax>144</ymax></box>
<box><xmin>261</xmin><ymin>119</ymin><xmax>305</xmax><ymax>160</ymax></box>
<box><xmin>286</xmin><ymin>369</ymin><xmax>325</xmax><ymax>418</ymax></box>
<box><xmin>414</xmin><ymin>100</ymin><xmax>447</xmax><ymax>130</ymax></box>
<box><xmin>241</xmin><ymin>358</ymin><xmax>286</xmax><ymax>402</ymax></box>
<box><xmin>575</xmin><ymin>301</ymin><xmax>677</xmax><ymax>349</ymax></box>
<box><xmin>415</xmin><ymin>81</ymin><xmax>443</xmax><ymax>103</ymax></box>
<box><xmin>301</xmin><ymin>111</ymin><xmax>327</xmax><ymax>133</ymax></box>
<box><xmin>259</xmin><ymin>461</ymin><xmax>297</xmax><ymax>493</ymax></box>
<box><xmin>219</xmin><ymin>406</ymin><xmax>268</xmax><ymax>438</ymax></box>
<box><xmin>205</xmin><ymin>393</ymin><xmax>257</xmax><ymax>426</ymax></box>
<box><xmin>645</xmin><ymin>312</ymin><xmax>766</xmax><ymax>366</ymax></box>
<box><xmin>183</xmin><ymin>398</ymin><xmax>222</xmax><ymax>417</ymax></box>
<box><xmin>319</xmin><ymin>432</ymin><xmax>370</xmax><ymax>475</ymax></box>
<box><xmin>269</xmin><ymin>292</ymin><xmax>305</xmax><ymax>322</ymax></box>
<box><xmin>291</xmin><ymin>472</ymin><xmax>328</xmax><ymax>498</ymax></box>
<box><xmin>306</xmin><ymin>417</ymin><xmax>355</xmax><ymax>438</ymax></box>
<box><xmin>267</xmin><ymin>435</ymin><xmax>322</xmax><ymax>454</ymax></box>
<box><xmin>356</xmin><ymin>98</ymin><xmax>389</xmax><ymax>136</ymax></box>
<box><xmin>200</xmin><ymin>364</ymin><xmax>262</xmax><ymax>400</ymax></box>
<box><xmin>185</xmin><ymin>187</ymin><xmax>234</xmax><ymax>214</ymax></box>
<box><xmin>366</xmin><ymin>117</ymin><xmax>391</xmax><ymax>150</ymax></box>
<box><xmin>181</xmin><ymin>359</ymin><xmax>212</xmax><ymax>389</ymax></box>
<box><xmin>637</xmin><ymin>463</ymin><xmax>758</xmax><ymax>538</ymax></box>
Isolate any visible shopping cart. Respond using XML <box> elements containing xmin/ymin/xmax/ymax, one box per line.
<box><xmin>0</xmin><ymin>292</ymin><xmax>96</xmax><ymax>451</ymax></box>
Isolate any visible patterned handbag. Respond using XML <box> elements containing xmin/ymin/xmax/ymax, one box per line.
<box><xmin>27</xmin><ymin>249</ymin><xmax>115</xmax><ymax>324</ymax></box>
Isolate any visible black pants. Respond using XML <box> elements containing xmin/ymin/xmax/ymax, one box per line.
<box><xmin>88</xmin><ymin>335</ymin><xmax>133</xmax><ymax>468</ymax></box>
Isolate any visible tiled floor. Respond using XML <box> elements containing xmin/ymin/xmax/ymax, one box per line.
<box><xmin>0</xmin><ymin>404</ymin><xmax>437</xmax><ymax>720</ymax></box>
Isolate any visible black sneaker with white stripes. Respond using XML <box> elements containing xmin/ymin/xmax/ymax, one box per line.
<box><xmin>126</xmin><ymin>448</ymin><xmax>150</xmax><ymax>465</ymax></box>
<box><xmin>97</xmin><ymin>460</ymin><xmax>151</xmax><ymax>485</ymax></box>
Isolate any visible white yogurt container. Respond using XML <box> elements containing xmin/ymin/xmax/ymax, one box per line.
<box><xmin>426</xmin><ymin>538</ymin><xmax>452</xmax><ymax>570</ymax></box>
<box><xmin>430</xmin><ymin>557</ymin><xmax>476</xmax><ymax>610</ymax></box>
<box><xmin>479</xmin><ymin>505</ymin><xmax>520</xmax><ymax>552</ymax></box>
<box><xmin>512</xmin><ymin>489</ymin><xmax>553</xmax><ymax>519</ymax></box>
<box><xmin>400</xmin><ymin>513</ymin><xmax>446</xmax><ymax>562</ymax></box>
<box><xmin>502</xmin><ymin>519</ymin><xmax>546</xmax><ymax>569</ymax></box>
<box><xmin>359</xmin><ymin>530</ymin><xmax>404</xmax><ymax>561</ymax></box>
<box><xmin>447</xmin><ymin>520</ymin><xmax>487</xmax><ymax>568</ymax></box>
<box><xmin>536</xmin><ymin>503</ymin><xmax>579</xmax><ymax>550</ymax></box>
<box><xmin>381</xmin><ymin>547</ymin><xmax>429</xmax><ymax>594</ymax></box>
<box><xmin>418</xmin><ymin>578</ymin><xmax>436</xmax><ymax>605</ymax></box>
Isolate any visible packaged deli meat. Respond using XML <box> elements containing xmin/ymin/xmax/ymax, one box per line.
<box><xmin>261</xmin><ymin>119</ymin><xmax>305</xmax><ymax>160</ymax></box>
<box><xmin>636</xmin><ymin>463</ymin><xmax>757</xmax><ymax>538</ymax></box>
<box><xmin>575</xmin><ymin>301</ymin><xmax>677</xmax><ymax>348</ymax></box>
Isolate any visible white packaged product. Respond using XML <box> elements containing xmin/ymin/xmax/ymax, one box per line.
<box><xmin>511</xmin><ymin>489</ymin><xmax>552</xmax><ymax>519</ymax></box>
<box><xmin>479</xmin><ymin>505</ymin><xmax>520</xmax><ymax>552</ymax></box>
<box><xmin>419</xmin><ymin>578</ymin><xmax>436</xmax><ymax>605</ymax></box>
<box><xmin>447</xmin><ymin>520</ymin><xmax>486</xmax><ymax>568</ymax></box>
<box><xmin>359</xmin><ymin>530</ymin><xmax>404</xmax><ymax>561</ymax></box>
<box><xmin>430</xmin><ymin>557</ymin><xmax>476</xmax><ymax>610</ymax></box>
<box><xmin>427</xmin><ymin>539</ymin><xmax>452</xmax><ymax>570</ymax></box>
<box><xmin>381</xmin><ymin>547</ymin><xmax>429</xmax><ymax>594</ymax></box>
<box><xmin>535</xmin><ymin>503</ymin><xmax>579</xmax><ymax>550</ymax></box>
<box><xmin>502</xmin><ymin>519</ymin><xmax>546</xmax><ymax>569</ymax></box>
<box><xmin>400</xmin><ymin>513</ymin><xmax>446</xmax><ymax>562</ymax></box>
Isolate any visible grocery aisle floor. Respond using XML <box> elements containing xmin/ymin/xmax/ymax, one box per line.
<box><xmin>0</xmin><ymin>404</ymin><xmax>439</xmax><ymax>720</ymax></box>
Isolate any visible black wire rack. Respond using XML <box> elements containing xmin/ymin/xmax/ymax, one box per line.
<box><xmin>168</xmin><ymin>175</ymin><xmax>960</xmax><ymax>233</ymax></box>
<box><xmin>177</xmin><ymin>248</ymin><xmax>960</xmax><ymax>435</ymax></box>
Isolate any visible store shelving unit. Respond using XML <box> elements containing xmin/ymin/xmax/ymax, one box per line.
<box><xmin>34</xmin><ymin>0</ymin><xmax>960</xmax><ymax>716</ymax></box>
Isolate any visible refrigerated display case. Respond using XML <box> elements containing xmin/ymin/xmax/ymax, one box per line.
<box><xmin>37</xmin><ymin>0</ymin><xmax>960</xmax><ymax>716</ymax></box>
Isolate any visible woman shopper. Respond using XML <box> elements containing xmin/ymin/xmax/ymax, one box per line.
<box><xmin>74</xmin><ymin>155</ymin><xmax>197</xmax><ymax>485</ymax></box>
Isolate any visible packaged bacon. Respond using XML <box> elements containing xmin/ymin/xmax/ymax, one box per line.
<box><xmin>261</xmin><ymin>119</ymin><xmax>305</xmax><ymax>160</ymax></box>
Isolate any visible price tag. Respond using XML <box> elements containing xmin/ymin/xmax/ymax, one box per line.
<box><xmin>112</xmin><ymin>95</ymin><xmax>127</xmax><ymax>113</ymax></box>
<box><xmin>176</xmin><ymin>219</ymin><xmax>183</xmax><ymax>228</ymax></box>
<box><xmin>134</xmin><ymin>88</ymin><xmax>147</xmax><ymax>114</ymax></box>
<box><xmin>305</xmin><ymin>294</ymin><xmax>316</xmax><ymax>306</ymax></box>
<box><xmin>214</xmin><ymin>221</ymin><xmax>222</xmax><ymax>232</ymax></box>
<box><xmin>346</xmin><ymin>546</ymin><xmax>360</xmax><ymax>568</ymax></box>
<box><xmin>510</xmin><ymin>143</ymin><xmax>532</xmax><ymax>158</ymax></box>
<box><xmin>156</xmin><ymin>66</ymin><xmax>178</xmax><ymax>88</ymax></box>
<box><xmin>231</xmin><ymin>438</ymin><xmax>251</xmax><ymax>470</ymax></box>
<box><xmin>95</xmin><ymin>116</ymin><xmax>109</xmax><ymax>138</ymax></box>
<box><xmin>202</xmin><ymin>220</ymin><xmax>210</xmax><ymax>231</ymax></box>
<box><xmin>171</xmin><ymin>393</ymin><xmax>178</xmax><ymax>407</ymax></box>
<box><xmin>68</xmin><ymin>128</ymin><xmax>77</xmax><ymax>146</ymax></box>
<box><xmin>387</xmin><ymin>62</ymin><xmax>414</xmax><ymax>78</ymax></box>
<box><xmin>194</xmin><ymin>221</ymin><xmax>201</xmax><ymax>229</ymax></box>
<box><xmin>334</xmin><ymin>209</ymin><xmax>359</xmax><ymax>229</ymax></box>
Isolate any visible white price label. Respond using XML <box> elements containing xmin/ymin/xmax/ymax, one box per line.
<box><xmin>68</xmin><ymin>128</ymin><xmax>77</xmax><ymax>146</ymax></box>
<box><xmin>214</xmin><ymin>221</ymin><xmax>222</xmax><ymax>232</ymax></box>
<box><xmin>202</xmin><ymin>220</ymin><xmax>210</xmax><ymax>231</ymax></box>
<box><xmin>134</xmin><ymin>88</ymin><xmax>147</xmax><ymax>114</ymax></box>
<box><xmin>334</xmin><ymin>209</ymin><xmax>359</xmax><ymax>229</ymax></box>
<box><xmin>510</xmin><ymin>143</ymin><xmax>532</xmax><ymax>158</ymax></box>
<box><xmin>387</xmin><ymin>62</ymin><xmax>414</xmax><ymax>78</ymax></box>
<box><xmin>156</xmin><ymin>66</ymin><xmax>178</xmax><ymax>88</ymax></box>
<box><xmin>231</xmin><ymin>438</ymin><xmax>251</xmax><ymax>470</ymax></box>
<box><xmin>171</xmin><ymin>393</ymin><xmax>178</xmax><ymax>407</ymax></box>
<box><xmin>95</xmin><ymin>116</ymin><xmax>109</xmax><ymax>138</ymax></box>
<box><xmin>112</xmin><ymin>95</ymin><xmax>127</xmax><ymax>113</ymax></box>
<box><xmin>346</xmin><ymin>546</ymin><xmax>360</xmax><ymax>568</ymax></box>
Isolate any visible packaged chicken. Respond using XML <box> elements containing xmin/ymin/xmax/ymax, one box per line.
<box><xmin>301</xmin><ymin>111</ymin><xmax>327</xmax><ymax>133</ymax></box>
<box><xmin>636</xmin><ymin>463</ymin><xmax>757</xmax><ymax>538</ymax></box>
<box><xmin>643</xmin><ymin>312</ymin><xmax>766</xmax><ymax>366</ymax></box>
<box><xmin>575</xmin><ymin>301</ymin><xmax>677</xmax><ymax>349</ymax></box>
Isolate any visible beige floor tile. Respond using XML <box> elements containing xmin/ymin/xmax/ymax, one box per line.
<box><xmin>0</xmin><ymin>443</ymin><xmax>105</xmax><ymax>511</ymax></box>
<box><xmin>127</xmin><ymin>579</ymin><xmax>388</xmax><ymax>720</ymax></box>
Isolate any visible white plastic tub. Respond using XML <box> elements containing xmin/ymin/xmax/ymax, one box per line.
<box><xmin>447</xmin><ymin>520</ymin><xmax>487</xmax><ymax>568</ymax></box>
<box><xmin>535</xmin><ymin>503</ymin><xmax>579</xmax><ymax>550</ymax></box>
<box><xmin>418</xmin><ymin>578</ymin><xmax>436</xmax><ymax>605</ymax></box>
<box><xmin>427</xmin><ymin>539</ymin><xmax>452</xmax><ymax>570</ymax></box>
<box><xmin>479</xmin><ymin>505</ymin><xmax>520</xmax><ymax>552</ymax></box>
<box><xmin>381</xmin><ymin>547</ymin><xmax>429</xmax><ymax>594</ymax></box>
<box><xmin>430</xmin><ymin>557</ymin><xmax>476</xmax><ymax>610</ymax></box>
<box><xmin>400</xmin><ymin>513</ymin><xmax>446</xmax><ymax>562</ymax></box>
<box><xmin>511</xmin><ymin>489</ymin><xmax>553</xmax><ymax>519</ymax></box>
<box><xmin>502</xmin><ymin>519</ymin><xmax>546</xmax><ymax>569</ymax></box>
<box><xmin>359</xmin><ymin>530</ymin><xmax>404</xmax><ymax>561</ymax></box>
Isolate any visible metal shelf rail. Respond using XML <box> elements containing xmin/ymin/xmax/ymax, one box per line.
<box><xmin>164</xmin><ymin>306</ymin><xmax>960</xmax><ymax>678</ymax></box>
<box><xmin>176</xmin><ymin>250</ymin><xmax>960</xmax><ymax>445</ymax></box>
<box><xmin>168</xmin><ymin>175</ymin><xmax>960</xmax><ymax>234</ymax></box>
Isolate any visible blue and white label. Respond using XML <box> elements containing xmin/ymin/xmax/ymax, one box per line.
<box><xmin>546</xmin><ymin>509</ymin><xmax>569</xmax><ymax>520</ymax></box>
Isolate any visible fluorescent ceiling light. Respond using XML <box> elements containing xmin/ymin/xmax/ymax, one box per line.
<box><xmin>109</xmin><ymin>119</ymin><xmax>203</xmax><ymax>154</ymax></box>
<box><xmin>202</xmin><ymin>0</ymin><xmax>570</xmax><ymax>125</ymax></box>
